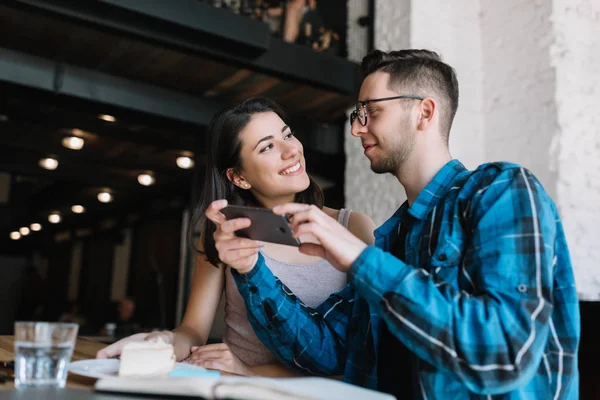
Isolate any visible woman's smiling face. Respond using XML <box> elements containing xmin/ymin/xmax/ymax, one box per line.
<box><xmin>233</xmin><ymin>111</ymin><xmax>310</xmax><ymax>205</ymax></box>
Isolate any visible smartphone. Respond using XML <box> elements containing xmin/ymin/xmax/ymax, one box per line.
<box><xmin>221</xmin><ymin>205</ymin><xmax>300</xmax><ymax>247</ymax></box>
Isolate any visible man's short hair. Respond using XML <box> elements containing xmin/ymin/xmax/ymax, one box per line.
<box><xmin>359</xmin><ymin>49</ymin><xmax>459</xmax><ymax>142</ymax></box>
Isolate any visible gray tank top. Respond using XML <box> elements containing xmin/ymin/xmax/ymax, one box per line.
<box><xmin>223</xmin><ymin>208</ymin><xmax>352</xmax><ymax>366</ymax></box>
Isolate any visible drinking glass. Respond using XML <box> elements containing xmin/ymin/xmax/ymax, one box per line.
<box><xmin>13</xmin><ymin>322</ymin><xmax>78</xmax><ymax>388</ymax></box>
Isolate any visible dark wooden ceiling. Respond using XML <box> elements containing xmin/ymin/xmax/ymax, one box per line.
<box><xmin>0</xmin><ymin>1</ymin><xmax>356</xmax><ymax>253</ymax></box>
<box><xmin>0</xmin><ymin>4</ymin><xmax>354</xmax><ymax>120</ymax></box>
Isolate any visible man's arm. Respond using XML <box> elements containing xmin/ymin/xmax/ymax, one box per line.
<box><xmin>351</xmin><ymin>167</ymin><xmax>556</xmax><ymax>395</ymax></box>
<box><xmin>233</xmin><ymin>255</ymin><xmax>354</xmax><ymax>376</ymax></box>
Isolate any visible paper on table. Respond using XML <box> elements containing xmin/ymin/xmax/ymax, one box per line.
<box><xmin>95</xmin><ymin>375</ymin><xmax>396</xmax><ymax>400</ymax></box>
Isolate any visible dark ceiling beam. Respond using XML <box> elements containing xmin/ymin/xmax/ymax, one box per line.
<box><xmin>0</xmin><ymin>47</ymin><xmax>224</xmax><ymax>126</ymax></box>
<box><xmin>0</xmin><ymin>162</ymin><xmax>133</xmax><ymax>190</ymax></box>
<box><xmin>0</xmin><ymin>136</ymin><xmax>184</xmax><ymax>175</ymax></box>
<box><xmin>8</xmin><ymin>0</ymin><xmax>360</xmax><ymax>95</ymax></box>
<box><xmin>0</xmin><ymin>99</ymin><xmax>202</xmax><ymax>152</ymax></box>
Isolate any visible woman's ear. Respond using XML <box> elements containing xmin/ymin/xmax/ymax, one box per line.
<box><xmin>226</xmin><ymin>168</ymin><xmax>252</xmax><ymax>190</ymax></box>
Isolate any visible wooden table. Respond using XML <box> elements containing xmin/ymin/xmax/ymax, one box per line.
<box><xmin>0</xmin><ymin>335</ymin><xmax>105</xmax><ymax>391</ymax></box>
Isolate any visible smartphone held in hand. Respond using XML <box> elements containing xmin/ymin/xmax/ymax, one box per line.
<box><xmin>221</xmin><ymin>205</ymin><xmax>300</xmax><ymax>247</ymax></box>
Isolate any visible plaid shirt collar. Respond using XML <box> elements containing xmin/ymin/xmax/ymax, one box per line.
<box><xmin>375</xmin><ymin>159</ymin><xmax>467</xmax><ymax>240</ymax></box>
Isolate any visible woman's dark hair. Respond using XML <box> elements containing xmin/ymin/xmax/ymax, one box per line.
<box><xmin>189</xmin><ymin>97</ymin><xmax>324</xmax><ymax>266</ymax></box>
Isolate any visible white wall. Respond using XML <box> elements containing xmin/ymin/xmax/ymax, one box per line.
<box><xmin>551</xmin><ymin>0</ymin><xmax>600</xmax><ymax>300</ymax></box>
<box><xmin>480</xmin><ymin>0</ymin><xmax>559</xmax><ymax>198</ymax></box>
<box><xmin>345</xmin><ymin>0</ymin><xmax>600</xmax><ymax>299</ymax></box>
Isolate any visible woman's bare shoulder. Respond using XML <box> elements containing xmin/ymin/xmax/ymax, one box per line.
<box><xmin>322</xmin><ymin>206</ymin><xmax>340</xmax><ymax>220</ymax></box>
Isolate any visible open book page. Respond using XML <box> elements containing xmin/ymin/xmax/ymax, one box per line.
<box><xmin>95</xmin><ymin>376</ymin><xmax>397</xmax><ymax>400</ymax></box>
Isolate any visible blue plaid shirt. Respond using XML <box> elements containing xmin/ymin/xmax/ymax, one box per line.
<box><xmin>234</xmin><ymin>160</ymin><xmax>580</xmax><ymax>399</ymax></box>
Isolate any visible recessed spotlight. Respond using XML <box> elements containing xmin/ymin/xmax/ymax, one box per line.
<box><xmin>98</xmin><ymin>114</ymin><xmax>116</xmax><ymax>122</ymax></box>
<box><xmin>62</xmin><ymin>136</ymin><xmax>85</xmax><ymax>150</ymax></box>
<box><xmin>0</xmin><ymin>114</ymin><xmax>8</xmax><ymax>122</ymax></box>
<box><xmin>97</xmin><ymin>191</ymin><xmax>113</xmax><ymax>203</ymax></box>
<box><xmin>19</xmin><ymin>227</ymin><xmax>30</xmax><ymax>236</ymax></box>
<box><xmin>71</xmin><ymin>205</ymin><xmax>86</xmax><ymax>214</ymax></box>
<box><xmin>30</xmin><ymin>223</ymin><xmax>42</xmax><ymax>232</ymax></box>
<box><xmin>39</xmin><ymin>157</ymin><xmax>59</xmax><ymax>170</ymax></box>
<box><xmin>137</xmin><ymin>173</ymin><xmax>155</xmax><ymax>186</ymax></box>
<box><xmin>10</xmin><ymin>231</ymin><xmax>21</xmax><ymax>240</ymax></box>
<box><xmin>176</xmin><ymin>156</ymin><xmax>194</xmax><ymax>169</ymax></box>
<box><xmin>48</xmin><ymin>212</ymin><xmax>62</xmax><ymax>224</ymax></box>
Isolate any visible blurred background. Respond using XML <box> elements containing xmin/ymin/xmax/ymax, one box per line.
<box><xmin>0</xmin><ymin>0</ymin><xmax>598</xmax><ymax>396</ymax></box>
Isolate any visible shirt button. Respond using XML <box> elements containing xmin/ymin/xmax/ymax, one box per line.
<box><xmin>250</xmin><ymin>286</ymin><xmax>258</xmax><ymax>294</ymax></box>
<box><xmin>517</xmin><ymin>284</ymin><xmax>528</xmax><ymax>293</ymax></box>
<box><xmin>438</xmin><ymin>254</ymin><xmax>447</xmax><ymax>261</ymax></box>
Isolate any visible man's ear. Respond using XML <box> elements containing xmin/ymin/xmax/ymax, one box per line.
<box><xmin>417</xmin><ymin>97</ymin><xmax>436</xmax><ymax>131</ymax></box>
<box><xmin>226</xmin><ymin>168</ymin><xmax>252</xmax><ymax>190</ymax></box>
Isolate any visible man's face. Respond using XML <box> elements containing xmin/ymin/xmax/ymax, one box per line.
<box><xmin>351</xmin><ymin>72</ymin><xmax>417</xmax><ymax>175</ymax></box>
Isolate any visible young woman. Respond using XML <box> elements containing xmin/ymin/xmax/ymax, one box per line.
<box><xmin>97</xmin><ymin>98</ymin><xmax>376</xmax><ymax>377</ymax></box>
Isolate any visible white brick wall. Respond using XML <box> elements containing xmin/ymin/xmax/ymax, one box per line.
<box><xmin>346</xmin><ymin>0</ymin><xmax>370</xmax><ymax>63</ymax></box>
<box><xmin>551</xmin><ymin>0</ymin><xmax>600</xmax><ymax>300</ymax></box>
<box><xmin>345</xmin><ymin>0</ymin><xmax>600</xmax><ymax>299</ymax></box>
<box><xmin>480</xmin><ymin>0</ymin><xmax>559</xmax><ymax>199</ymax></box>
<box><xmin>375</xmin><ymin>0</ymin><xmax>411</xmax><ymax>51</ymax></box>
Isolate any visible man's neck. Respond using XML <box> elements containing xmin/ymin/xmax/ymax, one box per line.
<box><xmin>395</xmin><ymin>148</ymin><xmax>452</xmax><ymax>205</ymax></box>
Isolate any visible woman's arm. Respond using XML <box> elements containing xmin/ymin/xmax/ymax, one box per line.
<box><xmin>347</xmin><ymin>211</ymin><xmax>376</xmax><ymax>245</ymax></box>
<box><xmin>249</xmin><ymin>363</ymin><xmax>299</xmax><ymax>377</ymax></box>
<box><xmin>97</xmin><ymin>236</ymin><xmax>225</xmax><ymax>361</ymax></box>
<box><xmin>171</xmin><ymin>242</ymin><xmax>225</xmax><ymax>361</ymax></box>
<box><xmin>183</xmin><ymin>342</ymin><xmax>300</xmax><ymax>377</ymax></box>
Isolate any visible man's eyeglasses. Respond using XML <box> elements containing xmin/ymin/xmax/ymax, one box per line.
<box><xmin>350</xmin><ymin>95</ymin><xmax>424</xmax><ymax>127</ymax></box>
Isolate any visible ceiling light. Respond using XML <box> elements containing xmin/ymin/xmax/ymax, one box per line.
<box><xmin>98</xmin><ymin>114</ymin><xmax>116</xmax><ymax>122</ymax></box>
<box><xmin>97</xmin><ymin>191</ymin><xmax>113</xmax><ymax>203</ymax></box>
<box><xmin>30</xmin><ymin>223</ymin><xmax>42</xmax><ymax>232</ymax></box>
<box><xmin>176</xmin><ymin>156</ymin><xmax>194</xmax><ymax>169</ymax></box>
<box><xmin>48</xmin><ymin>212</ymin><xmax>62</xmax><ymax>224</ymax></box>
<box><xmin>62</xmin><ymin>136</ymin><xmax>85</xmax><ymax>150</ymax></box>
<box><xmin>10</xmin><ymin>231</ymin><xmax>21</xmax><ymax>240</ymax></box>
<box><xmin>39</xmin><ymin>157</ymin><xmax>59</xmax><ymax>170</ymax></box>
<box><xmin>71</xmin><ymin>205</ymin><xmax>86</xmax><ymax>214</ymax></box>
<box><xmin>0</xmin><ymin>114</ymin><xmax>8</xmax><ymax>122</ymax></box>
<box><xmin>19</xmin><ymin>227</ymin><xmax>30</xmax><ymax>236</ymax></box>
<box><xmin>137</xmin><ymin>173</ymin><xmax>155</xmax><ymax>186</ymax></box>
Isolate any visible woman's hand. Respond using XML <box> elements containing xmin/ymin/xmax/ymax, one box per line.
<box><xmin>183</xmin><ymin>343</ymin><xmax>253</xmax><ymax>376</ymax></box>
<box><xmin>96</xmin><ymin>331</ymin><xmax>174</xmax><ymax>359</ymax></box>
<box><xmin>205</xmin><ymin>200</ymin><xmax>264</xmax><ymax>274</ymax></box>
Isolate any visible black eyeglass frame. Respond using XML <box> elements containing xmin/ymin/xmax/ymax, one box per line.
<box><xmin>350</xmin><ymin>95</ymin><xmax>424</xmax><ymax>126</ymax></box>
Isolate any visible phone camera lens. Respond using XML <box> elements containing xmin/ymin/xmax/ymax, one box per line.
<box><xmin>278</xmin><ymin>227</ymin><xmax>286</xmax><ymax>234</ymax></box>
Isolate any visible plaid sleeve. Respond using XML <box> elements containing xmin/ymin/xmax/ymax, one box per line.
<box><xmin>350</xmin><ymin>167</ymin><xmax>555</xmax><ymax>395</ymax></box>
<box><xmin>233</xmin><ymin>253</ymin><xmax>352</xmax><ymax>375</ymax></box>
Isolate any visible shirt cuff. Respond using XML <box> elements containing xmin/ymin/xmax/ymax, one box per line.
<box><xmin>232</xmin><ymin>253</ymin><xmax>273</xmax><ymax>300</ymax></box>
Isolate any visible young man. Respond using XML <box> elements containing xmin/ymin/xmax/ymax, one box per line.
<box><xmin>205</xmin><ymin>50</ymin><xmax>580</xmax><ymax>399</ymax></box>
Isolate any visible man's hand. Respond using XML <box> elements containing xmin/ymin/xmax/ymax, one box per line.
<box><xmin>273</xmin><ymin>203</ymin><xmax>368</xmax><ymax>272</ymax></box>
<box><xmin>205</xmin><ymin>200</ymin><xmax>264</xmax><ymax>274</ymax></box>
<box><xmin>183</xmin><ymin>343</ymin><xmax>252</xmax><ymax>376</ymax></box>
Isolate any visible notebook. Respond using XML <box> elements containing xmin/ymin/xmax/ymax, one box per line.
<box><xmin>95</xmin><ymin>375</ymin><xmax>396</xmax><ymax>400</ymax></box>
